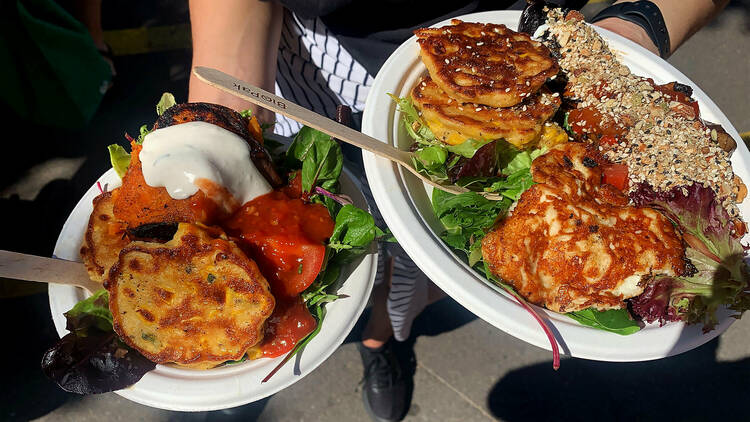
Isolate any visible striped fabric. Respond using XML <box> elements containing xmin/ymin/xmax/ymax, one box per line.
<box><xmin>274</xmin><ymin>11</ymin><xmax>372</xmax><ymax>137</ymax></box>
<box><xmin>275</xmin><ymin>10</ymin><xmax>430</xmax><ymax>341</ymax></box>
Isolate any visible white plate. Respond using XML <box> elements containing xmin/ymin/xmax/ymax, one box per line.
<box><xmin>50</xmin><ymin>168</ymin><xmax>377</xmax><ymax>411</ymax></box>
<box><xmin>362</xmin><ymin>10</ymin><xmax>749</xmax><ymax>362</ymax></box>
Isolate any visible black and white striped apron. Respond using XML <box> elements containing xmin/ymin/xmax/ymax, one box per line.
<box><xmin>273</xmin><ymin>11</ymin><xmax>431</xmax><ymax>341</ymax></box>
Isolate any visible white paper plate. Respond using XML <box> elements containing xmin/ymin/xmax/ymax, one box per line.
<box><xmin>362</xmin><ymin>10</ymin><xmax>749</xmax><ymax>362</ymax></box>
<box><xmin>50</xmin><ymin>168</ymin><xmax>377</xmax><ymax>411</ymax></box>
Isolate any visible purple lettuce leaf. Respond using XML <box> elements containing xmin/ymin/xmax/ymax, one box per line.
<box><xmin>629</xmin><ymin>183</ymin><xmax>750</xmax><ymax>332</ymax></box>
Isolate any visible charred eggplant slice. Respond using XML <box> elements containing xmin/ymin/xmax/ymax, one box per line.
<box><xmin>519</xmin><ymin>1</ymin><xmax>554</xmax><ymax>35</ymax></box>
<box><xmin>126</xmin><ymin>222</ymin><xmax>179</xmax><ymax>242</ymax></box>
<box><xmin>518</xmin><ymin>1</ymin><xmax>586</xmax><ymax>36</ymax></box>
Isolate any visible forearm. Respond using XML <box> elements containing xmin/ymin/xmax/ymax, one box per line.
<box><xmin>188</xmin><ymin>0</ymin><xmax>283</xmax><ymax>119</ymax></box>
<box><xmin>594</xmin><ymin>0</ymin><xmax>729</xmax><ymax>56</ymax></box>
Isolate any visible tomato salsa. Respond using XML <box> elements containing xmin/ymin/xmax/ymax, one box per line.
<box><xmin>225</xmin><ymin>177</ymin><xmax>335</xmax><ymax>357</ymax></box>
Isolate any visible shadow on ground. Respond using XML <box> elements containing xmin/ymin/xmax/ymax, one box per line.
<box><xmin>487</xmin><ymin>338</ymin><xmax>749</xmax><ymax>421</ymax></box>
<box><xmin>0</xmin><ymin>293</ymin><xmax>78</xmax><ymax>420</ymax></box>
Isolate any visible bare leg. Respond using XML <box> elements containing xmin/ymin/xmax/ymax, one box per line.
<box><xmin>361</xmin><ymin>256</ymin><xmax>394</xmax><ymax>349</ymax></box>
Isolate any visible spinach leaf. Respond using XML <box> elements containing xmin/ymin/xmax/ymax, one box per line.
<box><xmin>285</xmin><ymin>127</ymin><xmax>343</xmax><ymax>192</ymax></box>
<box><xmin>412</xmin><ymin>153</ymin><xmax>449</xmax><ymax>184</ymax></box>
<box><xmin>412</xmin><ymin>145</ymin><xmax>451</xmax><ymax>183</ymax></box>
<box><xmin>328</xmin><ymin>204</ymin><xmax>382</xmax><ymax>264</ymax></box>
<box><xmin>107</xmin><ymin>144</ymin><xmax>131</xmax><ymax>179</ymax></box>
<box><xmin>567</xmin><ymin>308</ymin><xmax>641</xmax><ymax>335</ymax></box>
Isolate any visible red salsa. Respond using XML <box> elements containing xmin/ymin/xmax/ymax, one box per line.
<box><xmin>225</xmin><ymin>179</ymin><xmax>335</xmax><ymax>357</ymax></box>
<box><xmin>258</xmin><ymin>296</ymin><xmax>317</xmax><ymax>358</ymax></box>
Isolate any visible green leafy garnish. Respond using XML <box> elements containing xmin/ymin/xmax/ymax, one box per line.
<box><xmin>388</xmin><ymin>94</ymin><xmax>435</xmax><ymax>144</ymax></box>
<box><xmin>285</xmin><ymin>127</ymin><xmax>343</xmax><ymax>193</ymax></box>
<box><xmin>478</xmin><ymin>144</ymin><xmax>545</xmax><ymax>200</ymax></box>
<box><xmin>445</xmin><ymin>138</ymin><xmax>494</xmax><ymax>158</ymax></box>
<box><xmin>562</xmin><ymin>111</ymin><xmax>573</xmax><ymax>134</ymax></box>
<box><xmin>412</xmin><ymin>145</ymin><xmax>450</xmax><ymax>183</ymax></box>
<box><xmin>431</xmin><ymin>189</ymin><xmax>511</xmax><ymax>256</ymax></box>
<box><xmin>414</xmin><ymin>145</ymin><xmax>448</xmax><ymax>168</ymax></box>
<box><xmin>328</xmin><ymin>204</ymin><xmax>382</xmax><ymax>257</ymax></box>
<box><xmin>156</xmin><ymin>93</ymin><xmax>176</xmax><ymax>116</ymax></box>
<box><xmin>567</xmin><ymin>309</ymin><xmax>641</xmax><ymax>335</ymax></box>
<box><xmin>64</xmin><ymin>289</ymin><xmax>113</xmax><ymax>335</ymax></box>
<box><xmin>136</xmin><ymin>124</ymin><xmax>151</xmax><ymax>144</ymax></box>
<box><xmin>499</xmin><ymin>144</ymin><xmax>546</xmax><ymax>176</ymax></box>
<box><xmin>107</xmin><ymin>144</ymin><xmax>131</xmax><ymax>178</ymax></box>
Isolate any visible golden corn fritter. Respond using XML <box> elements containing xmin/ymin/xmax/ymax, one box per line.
<box><xmin>482</xmin><ymin>143</ymin><xmax>688</xmax><ymax>313</ymax></box>
<box><xmin>415</xmin><ymin>20</ymin><xmax>559</xmax><ymax>108</ymax></box>
<box><xmin>107</xmin><ymin>223</ymin><xmax>274</xmax><ymax>369</ymax></box>
<box><xmin>80</xmin><ymin>190</ymin><xmax>129</xmax><ymax>283</ymax></box>
<box><xmin>410</xmin><ymin>75</ymin><xmax>563</xmax><ymax>148</ymax></box>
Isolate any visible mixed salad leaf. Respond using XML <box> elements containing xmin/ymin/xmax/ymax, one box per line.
<box><xmin>285</xmin><ymin>126</ymin><xmax>344</xmax><ymax>193</ymax></box>
<box><xmin>106</xmin><ymin>92</ymin><xmax>176</xmax><ymax>177</ymax></box>
<box><xmin>41</xmin><ymin>290</ymin><xmax>156</xmax><ymax>394</ymax></box>
<box><xmin>107</xmin><ymin>144</ymin><xmax>130</xmax><ymax>179</ymax></box>
<box><xmin>630</xmin><ymin>182</ymin><xmax>750</xmax><ymax>332</ymax></box>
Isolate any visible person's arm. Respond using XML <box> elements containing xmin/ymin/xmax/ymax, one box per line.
<box><xmin>188</xmin><ymin>0</ymin><xmax>283</xmax><ymax>121</ymax></box>
<box><xmin>593</xmin><ymin>0</ymin><xmax>729</xmax><ymax>57</ymax></box>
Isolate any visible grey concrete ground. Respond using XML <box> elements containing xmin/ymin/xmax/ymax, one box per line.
<box><xmin>1</xmin><ymin>1</ymin><xmax>749</xmax><ymax>421</ymax></box>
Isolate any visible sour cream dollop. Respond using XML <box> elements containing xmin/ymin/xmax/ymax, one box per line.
<box><xmin>139</xmin><ymin>121</ymin><xmax>272</xmax><ymax>207</ymax></box>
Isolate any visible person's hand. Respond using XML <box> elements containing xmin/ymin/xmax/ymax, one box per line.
<box><xmin>593</xmin><ymin>17</ymin><xmax>660</xmax><ymax>56</ymax></box>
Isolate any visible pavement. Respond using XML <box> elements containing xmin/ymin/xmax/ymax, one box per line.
<box><xmin>1</xmin><ymin>1</ymin><xmax>749</xmax><ymax>421</ymax></box>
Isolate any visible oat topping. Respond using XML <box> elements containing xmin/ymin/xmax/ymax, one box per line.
<box><xmin>545</xmin><ymin>9</ymin><xmax>743</xmax><ymax>217</ymax></box>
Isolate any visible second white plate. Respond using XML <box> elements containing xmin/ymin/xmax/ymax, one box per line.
<box><xmin>362</xmin><ymin>10</ymin><xmax>749</xmax><ymax>362</ymax></box>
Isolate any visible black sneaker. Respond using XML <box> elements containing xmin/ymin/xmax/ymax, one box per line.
<box><xmin>357</xmin><ymin>339</ymin><xmax>413</xmax><ymax>422</ymax></box>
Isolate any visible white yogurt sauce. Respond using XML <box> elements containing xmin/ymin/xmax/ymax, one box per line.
<box><xmin>139</xmin><ymin>121</ymin><xmax>272</xmax><ymax>206</ymax></box>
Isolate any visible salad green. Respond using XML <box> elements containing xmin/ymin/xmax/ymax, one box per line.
<box><xmin>42</xmin><ymin>290</ymin><xmax>156</xmax><ymax>394</ymax></box>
